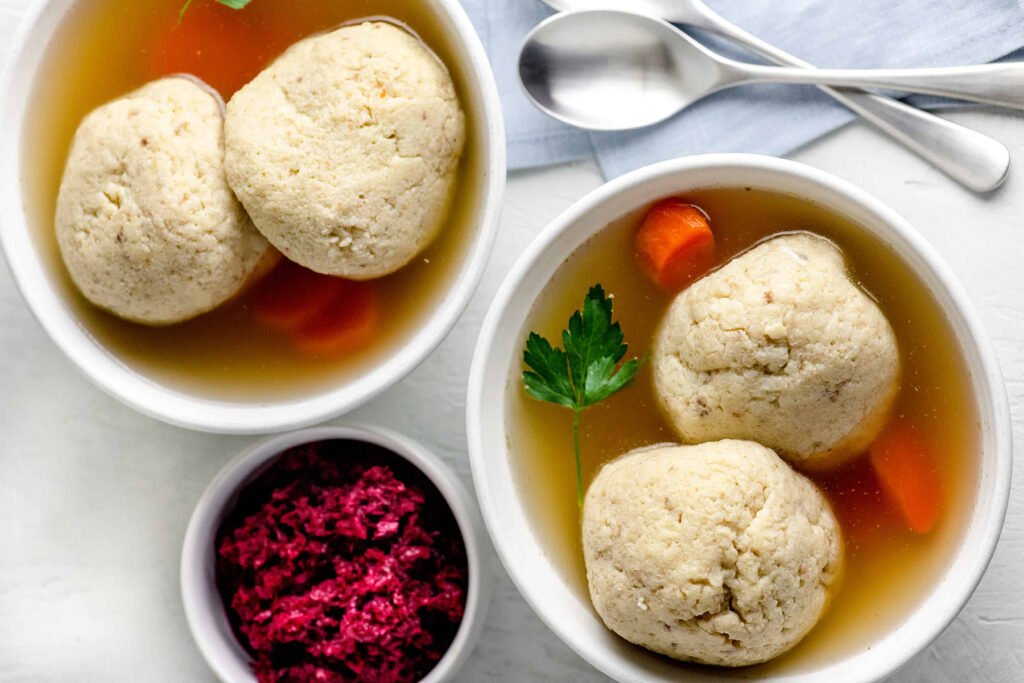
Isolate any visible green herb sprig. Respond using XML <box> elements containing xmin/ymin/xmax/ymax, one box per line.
<box><xmin>522</xmin><ymin>285</ymin><xmax>646</xmax><ymax>510</ymax></box>
<box><xmin>178</xmin><ymin>0</ymin><xmax>252</xmax><ymax>26</ymax></box>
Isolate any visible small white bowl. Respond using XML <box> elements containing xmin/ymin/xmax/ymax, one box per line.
<box><xmin>467</xmin><ymin>154</ymin><xmax>1012</xmax><ymax>682</ymax></box>
<box><xmin>181</xmin><ymin>424</ymin><xmax>491</xmax><ymax>683</ymax></box>
<box><xmin>0</xmin><ymin>0</ymin><xmax>505</xmax><ymax>434</ymax></box>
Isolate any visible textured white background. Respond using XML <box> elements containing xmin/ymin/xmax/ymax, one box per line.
<box><xmin>1</xmin><ymin>2</ymin><xmax>1023</xmax><ymax>681</ymax></box>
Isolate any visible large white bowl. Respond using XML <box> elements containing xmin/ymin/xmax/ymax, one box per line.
<box><xmin>0</xmin><ymin>0</ymin><xmax>505</xmax><ymax>433</ymax></box>
<box><xmin>181</xmin><ymin>424</ymin><xmax>491</xmax><ymax>683</ymax></box>
<box><xmin>467</xmin><ymin>154</ymin><xmax>1012</xmax><ymax>682</ymax></box>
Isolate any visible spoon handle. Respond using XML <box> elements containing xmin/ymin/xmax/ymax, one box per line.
<box><xmin>748</xmin><ymin>63</ymin><xmax>1024</xmax><ymax>109</ymax></box>
<box><xmin>685</xmin><ymin>1</ymin><xmax>1008</xmax><ymax>192</ymax></box>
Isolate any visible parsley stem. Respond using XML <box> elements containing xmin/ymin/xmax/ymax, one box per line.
<box><xmin>521</xmin><ymin>285</ymin><xmax>643</xmax><ymax>513</ymax></box>
<box><xmin>573</xmin><ymin>408</ymin><xmax>583</xmax><ymax>511</ymax></box>
<box><xmin>176</xmin><ymin>0</ymin><xmax>195</xmax><ymax>27</ymax></box>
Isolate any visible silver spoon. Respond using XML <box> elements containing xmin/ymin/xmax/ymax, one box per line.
<box><xmin>520</xmin><ymin>10</ymin><xmax>1024</xmax><ymax>123</ymax></box>
<box><xmin>536</xmin><ymin>0</ymin><xmax>1009</xmax><ymax>193</ymax></box>
<box><xmin>521</xmin><ymin>9</ymin><xmax>1019</xmax><ymax>190</ymax></box>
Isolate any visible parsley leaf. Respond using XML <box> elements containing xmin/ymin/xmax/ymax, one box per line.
<box><xmin>178</xmin><ymin>0</ymin><xmax>253</xmax><ymax>26</ymax></box>
<box><xmin>523</xmin><ymin>333</ymin><xmax>576</xmax><ymax>409</ymax></box>
<box><xmin>522</xmin><ymin>285</ymin><xmax>646</xmax><ymax>509</ymax></box>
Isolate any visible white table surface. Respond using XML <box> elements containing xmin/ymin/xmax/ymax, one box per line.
<box><xmin>2</xmin><ymin>5</ymin><xmax>1023</xmax><ymax>682</ymax></box>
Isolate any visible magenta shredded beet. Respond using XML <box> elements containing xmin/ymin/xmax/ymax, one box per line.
<box><xmin>215</xmin><ymin>441</ymin><xmax>468</xmax><ymax>683</ymax></box>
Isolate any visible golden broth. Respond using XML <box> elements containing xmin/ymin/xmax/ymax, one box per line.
<box><xmin>508</xmin><ymin>187</ymin><xmax>978</xmax><ymax>674</ymax></box>
<box><xmin>22</xmin><ymin>0</ymin><xmax>484</xmax><ymax>400</ymax></box>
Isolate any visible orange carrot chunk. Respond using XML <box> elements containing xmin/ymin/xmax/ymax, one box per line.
<box><xmin>292</xmin><ymin>280</ymin><xmax>377</xmax><ymax>357</ymax></box>
<box><xmin>254</xmin><ymin>259</ymin><xmax>345</xmax><ymax>333</ymax></box>
<box><xmin>635</xmin><ymin>198</ymin><xmax>715</xmax><ymax>291</ymax></box>
<box><xmin>869</xmin><ymin>423</ymin><xmax>943</xmax><ymax>534</ymax></box>
<box><xmin>149</xmin><ymin>1</ymin><xmax>293</xmax><ymax>97</ymax></box>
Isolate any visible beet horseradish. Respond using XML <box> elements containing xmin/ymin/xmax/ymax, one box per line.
<box><xmin>215</xmin><ymin>440</ymin><xmax>468</xmax><ymax>682</ymax></box>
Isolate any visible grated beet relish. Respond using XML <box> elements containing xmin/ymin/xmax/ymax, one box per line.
<box><xmin>215</xmin><ymin>441</ymin><xmax>468</xmax><ymax>683</ymax></box>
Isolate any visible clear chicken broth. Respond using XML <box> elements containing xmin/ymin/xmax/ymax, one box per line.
<box><xmin>21</xmin><ymin>0</ymin><xmax>483</xmax><ymax>400</ymax></box>
<box><xmin>507</xmin><ymin>187</ymin><xmax>978</xmax><ymax>674</ymax></box>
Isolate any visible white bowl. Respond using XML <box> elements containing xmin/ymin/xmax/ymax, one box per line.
<box><xmin>181</xmin><ymin>424</ymin><xmax>491</xmax><ymax>683</ymax></box>
<box><xmin>0</xmin><ymin>0</ymin><xmax>505</xmax><ymax>434</ymax></box>
<box><xmin>467</xmin><ymin>154</ymin><xmax>1012</xmax><ymax>682</ymax></box>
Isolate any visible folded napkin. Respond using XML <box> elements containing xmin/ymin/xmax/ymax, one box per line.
<box><xmin>460</xmin><ymin>0</ymin><xmax>1024</xmax><ymax>178</ymax></box>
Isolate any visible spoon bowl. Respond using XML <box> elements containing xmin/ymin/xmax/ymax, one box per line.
<box><xmin>519</xmin><ymin>10</ymin><xmax>722</xmax><ymax>129</ymax></box>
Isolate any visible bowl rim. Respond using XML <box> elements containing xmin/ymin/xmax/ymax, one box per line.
<box><xmin>180</xmin><ymin>424</ymin><xmax>492</xmax><ymax>683</ymax></box>
<box><xmin>466</xmin><ymin>153</ymin><xmax>1012</xmax><ymax>682</ymax></box>
<box><xmin>0</xmin><ymin>0</ymin><xmax>506</xmax><ymax>434</ymax></box>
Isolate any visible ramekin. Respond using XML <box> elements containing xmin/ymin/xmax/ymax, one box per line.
<box><xmin>181</xmin><ymin>424</ymin><xmax>491</xmax><ymax>682</ymax></box>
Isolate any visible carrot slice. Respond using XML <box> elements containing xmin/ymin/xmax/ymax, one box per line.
<box><xmin>869</xmin><ymin>423</ymin><xmax>943</xmax><ymax>534</ymax></box>
<box><xmin>292</xmin><ymin>280</ymin><xmax>377</xmax><ymax>357</ymax></box>
<box><xmin>635</xmin><ymin>198</ymin><xmax>715</xmax><ymax>291</ymax></box>
<box><xmin>149</xmin><ymin>1</ymin><xmax>293</xmax><ymax>97</ymax></box>
<box><xmin>253</xmin><ymin>259</ymin><xmax>345</xmax><ymax>333</ymax></box>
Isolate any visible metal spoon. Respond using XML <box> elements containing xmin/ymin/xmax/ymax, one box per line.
<box><xmin>536</xmin><ymin>0</ymin><xmax>1008</xmax><ymax>192</ymax></box>
<box><xmin>521</xmin><ymin>8</ymin><xmax>1016</xmax><ymax>190</ymax></box>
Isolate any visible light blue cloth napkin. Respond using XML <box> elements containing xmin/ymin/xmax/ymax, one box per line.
<box><xmin>460</xmin><ymin>0</ymin><xmax>1024</xmax><ymax>178</ymax></box>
